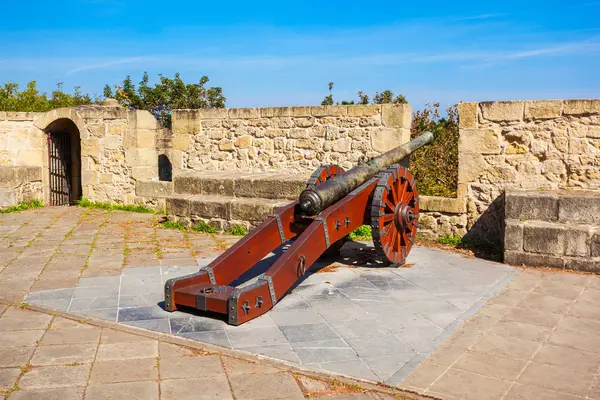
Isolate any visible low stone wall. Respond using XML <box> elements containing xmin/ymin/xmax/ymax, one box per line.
<box><xmin>0</xmin><ymin>166</ymin><xmax>43</xmax><ymax>206</ymax></box>
<box><xmin>168</xmin><ymin>105</ymin><xmax>412</xmax><ymax>174</ymax></box>
<box><xmin>457</xmin><ymin>99</ymin><xmax>600</xmax><ymax>247</ymax></box>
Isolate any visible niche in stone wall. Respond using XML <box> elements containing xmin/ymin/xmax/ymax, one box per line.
<box><xmin>158</xmin><ymin>154</ymin><xmax>172</xmax><ymax>182</ymax></box>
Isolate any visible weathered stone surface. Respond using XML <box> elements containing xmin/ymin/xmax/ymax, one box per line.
<box><xmin>523</xmin><ymin>221</ymin><xmax>566</xmax><ymax>255</ymax></box>
<box><xmin>505</xmin><ymin>191</ymin><xmax>558</xmax><ymax>222</ymax></box>
<box><xmin>189</xmin><ymin>197</ymin><xmax>230</xmax><ymax>219</ymax></box>
<box><xmin>504</xmin><ymin>220</ymin><xmax>524</xmax><ymax>251</ymax></box>
<box><xmin>458</xmin><ymin>102</ymin><xmax>478</xmax><ymax>129</ymax></box>
<box><xmin>564</xmin><ymin>225</ymin><xmax>593</xmax><ymax>257</ymax></box>
<box><xmin>370</xmin><ymin>128</ymin><xmax>402</xmax><ymax>152</ymax></box>
<box><xmin>460</xmin><ymin>129</ymin><xmax>500</xmax><ymax>155</ymax></box>
<box><xmin>458</xmin><ymin>153</ymin><xmax>486</xmax><ymax>183</ymax></box>
<box><xmin>563</xmin><ymin>99</ymin><xmax>600</xmax><ymax>115</ymax></box>
<box><xmin>173</xmin><ymin>175</ymin><xmax>202</xmax><ymax>195</ymax></box>
<box><xmin>347</xmin><ymin>104</ymin><xmax>381</xmax><ymax>117</ymax></box>
<box><xmin>230</xmin><ymin>198</ymin><xmax>283</xmax><ymax>222</ymax></box>
<box><xmin>135</xmin><ymin>181</ymin><xmax>173</xmax><ymax>197</ymax></box>
<box><xmin>165</xmin><ymin>198</ymin><xmax>190</xmax><ymax>216</ymax></box>
<box><xmin>558</xmin><ymin>192</ymin><xmax>600</xmax><ymax>224</ymax></box>
<box><xmin>382</xmin><ymin>104</ymin><xmax>412</xmax><ymax>129</ymax></box>
<box><xmin>524</xmin><ymin>100</ymin><xmax>562</xmax><ymax>120</ymax></box>
<box><xmin>504</xmin><ymin>250</ymin><xmax>565</xmax><ymax>268</ymax></box>
<box><xmin>565</xmin><ymin>257</ymin><xmax>600</xmax><ymax>273</ymax></box>
<box><xmin>480</xmin><ymin>101</ymin><xmax>524</xmax><ymax>122</ymax></box>
<box><xmin>310</xmin><ymin>105</ymin><xmax>347</xmax><ymax>117</ymax></box>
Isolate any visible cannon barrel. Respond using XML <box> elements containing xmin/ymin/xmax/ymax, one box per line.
<box><xmin>298</xmin><ymin>131</ymin><xmax>435</xmax><ymax>215</ymax></box>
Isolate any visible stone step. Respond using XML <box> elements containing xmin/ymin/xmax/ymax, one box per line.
<box><xmin>505</xmin><ymin>189</ymin><xmax>600</xmax><ymax>224</ymax></box>
<box><xmin>504</xmin><ymin>218</ymin><xmax>600</xmax><ymax>272</ymax></box>
<box><xmin>172</xmin><ymin>171</ymin><xmax>308</xmax><ymax>200</ymax></box>
<box><xmin>165</xmin><ymin>194</ymin><xmax>290</xmax><ymax>231</ymax></box>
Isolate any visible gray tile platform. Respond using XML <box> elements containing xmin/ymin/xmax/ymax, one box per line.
<box><xmin>26</xmin><ymin>244</ymin><xmax>518</xmax><ymax>385</ymax></box>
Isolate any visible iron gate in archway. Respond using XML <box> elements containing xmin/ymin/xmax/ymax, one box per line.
<box><xmin>48</xmin><ymin>132</ymin><xmax>72</xmax><ymax>206</ymax></box>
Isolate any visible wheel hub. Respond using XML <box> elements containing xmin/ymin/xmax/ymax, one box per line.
<box><xmin>395</xmin><ymin>203</ymin><xmax>415</xmax><ymax>230</ymax></box>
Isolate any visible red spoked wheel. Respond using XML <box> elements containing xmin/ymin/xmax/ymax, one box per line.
<box><xmin>307</xmin><ymin>164</ymin><xmax>346</xmax><ymax>258</ymax></box>
<box><xmin>305</xmin><ymin>164</ymin><xmax>345</xmax><ymax>189</ymax></box>
<box><xmin>370</xmin><ymin>165</ymin><xmax>419</xmax><ymax>265</ymax></box>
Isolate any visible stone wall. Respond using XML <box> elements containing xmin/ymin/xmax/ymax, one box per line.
<box><xmin>456</xmin><ymin>99</ymin><xmax>600</xmax><ymax>247</ymax></box>
<box><xmin>168</xmin><ymin>105</ymin><xmax>412</xmax><ymax>174</ymax></box>
<box><xmin>0</xmin><ymin>106</ymin><xmax>161</xmax><ymax>207</ymax></box>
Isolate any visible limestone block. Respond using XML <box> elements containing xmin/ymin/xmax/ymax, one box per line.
<box><xmin>480</xmin><ymin>101</ymin><xmax>524</xmax><ymax>122</ymax></box>
<box><xmin>458</xmin><ymin>102</ymin><xmax>478</xmax><ymax>129</ymax></box>
<box><xmin>101</xmin><ymin>135</ymin><xmax>121</xmax><ymax>150</ymax></box>
<box><xmin>459</xmin><ymin>129</ymin><xmax>500</xmax><ymax>155</ymax></box>
<box><xmin>135</xmin><ymin>129</ymin><xmax>156</xmax><ymax>148</ymax></box>
<box><xmin>234</xmin><ymin>135</ymin><xmax>252</xmax><ymax>149</ymax></box>
<box><xmin>131</xmin><ymin>166</ymin><xmax>157</xmax><ymax>180</ymax></box>
<box><xmin>370</xmin><ymin>128</ymin><xmax>402</xmax><ymax>152</ymax></box>
<box><xmin>523</xmin><ymin>100</ymin><xmax>562</xmax><ymax>120</ymax></box>
<box><xmin>294</xmin><ymin>118</ymin><xmax>315</xmax><ymax>128</ymax></box>
<box><xmin>420</xmin><ymin>195</ymin><xmax>467</xmax><ymax>214</ymax></box>
<box><xmin>101</xmin><ymin>108</ymin><xmax>128</xmax><ymax>120</ymax></box>
<box><xmin>260</xmin><ymin>107</ymin><xmax>292</xmax><ymax>118</ymax></box>
<box><xmin>16</xmin><ymin>150</ymin><xmax>44</xmax><ymax>166</ymax></box>
<box><xmin>172</xmin><ymin>110</ymin><xmax>202</xmax><ymax>134</ymax></box>
<box><xmin>310</xmin><ymin>106</ymin><xmax>347</xmax><ymax>117</ymax></box>
<box><xmin>229</xmin><ymin>108</ymin><xmax>260</xmax><ymax>119</ymax></box>
<box><xmin>523</xmin><ymin>221</ymin><xmax>565</xmax><ymax>255</ymax></box>
<box><xmin>0</xmin><ymin>189</ymin><xmax>16</xmax><ymax>206</ymax></box>
<box><xmin>347</xmin><ymin>105</ymin><xmax>381</xmax><ymax>117</ymax></box>
<box><xmin>172</xmin><ymin>135</ymin><xmax>190</xmax><ymax>151</ymax></box>
<box><xmin>564</xmin><ymin>257</ymin><xmax>600</xmax><ymax>273</ymax></box>
<box><xmin>564</xmin><ymin>225</ymin><xmax>593</xmax><ymax>257</ymax></box>
<box><xmin>563</xmin><ymin>100</ymin><xmax>600</xmax><ymax>115</ymax></box>
<box><xmin>201</xmin><ymin>176</ymin><xmax>234</xmax><ymax>196</ymax></box>
<box><xmin>81</xmin><ymin>138</ymin><xmax>101</xmax><ymax>158</ymax></box>
<box><xmin>198</xmin><ymin>108</ymin><xmax>228</xmax><ymax>120</ymax></box>
<box><xmin>81</xmin><ymin>170</ymin><xmax>100</xmax><ymax>185</ymax></box>
<box><xmin>219</xmin><ymin>139</ymin><xmax>235</xmax><ymax>151</ymax></box>
<box><xmin>295</xmin><ymin>138</ymin><xmax>323</xmax><ymax>149</ymax></box>
<box><xmin>382</xmin><ymin>104</ymin><xmax>412</xmax><ymax>129</ymax></box>
<box><xmin>167</xmin><ymin>150</ymin><xmax>184</xmax><ymax>170</ymax></box>
<box><xmin>166</xmin><ymin>198</ymin><xmax>190</xmax><ymax>216</ymax></box>
<box><xmin>189</xmin><ymin>198</ymin><xmax>229</xmax><ymax>219</ymax></box>
<box><xmin>101</xmin><ymin>174</ymin><xmax>113</xmax><ymax>184</ymax></box>
<box><xmin>558</xmin><ymin>193</ymin><xmax>600</xmax><ymax>224</ymax></box>
<box><xmin>332</xmin><ymin>137</ymin><xmax>352</xmax><ymax>153</ymax></box>
<box><xmin>419</xmin><ymin>214</ymin><xmax>437</xmax><ymax>230</ymax></box>
<box><xmin>504</xmin><ymin>250</ymin><xmax>565</xmax><ymax>268</ymax></box>
<box><xmin>173</xmin><ymin>176</ymin><xmax>202</xmax><ymax>195</ymax></box>
<box><xmin>230</xmin><ymin>198</ymin><xmax>280</xmax><ymax>222</ymax></box>
<box><xmin>135</xmin><ymin>180</ymin><xmax>173</xmax><ymax>197</ymax></box>
<box><xmin>134</xmin><ymin>110</ymin><xmax>159</xmax><ymax>130</ymax></box>
<box><xmin>289</xmin><ymin>107</ymin><xmax>311</xmax><ymax>117</ymax></box>
<box><xmin>16</xmin><ymin>166</ymin><xmax>42</xmax><ymax>183</ymax></box>
<box><xmin>126</xmin><ymin>149</ymin><xmax>158</xmax><ymax>167</ymax></box>
<box><xmin>458</xmin><ymin>153</ymin><xmax>486</xmax><ymax>182</ymax></box>
<box><xmin>587</xmin><ymin>127</ymin><xmax>600</xmax><ymax>139</ymax></box>
<box><xmin>505</xmin><ymin>190</ymin><xmax>559</xmax><ymax>221</ymax></box>
<box><xmin>88</xmin><ymin>124</ymin><xmax>106</xmax><ymax>138</ymax></box>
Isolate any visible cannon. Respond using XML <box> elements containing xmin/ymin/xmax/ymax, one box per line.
<box><xmin>164</xmin><ymin>131</ymin><xmax>435</xmax><ymax>325</ymax></box>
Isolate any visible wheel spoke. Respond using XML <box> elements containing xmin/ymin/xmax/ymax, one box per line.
<box><xmin>399</xmin><ymin>181</ymin><xmax>407</xmax><ymax>204</ymax></box>
<box><xmin>384</xmin><ymin>197</ymin><xmax>395</xmax><ymax>212</ymax></box>
<box><xmin>382</xmin><ymin>213</ymin><xmax>395</xmax><ymax>223</ymax></box>
<box><xmin>390</xmin><ymin>178</ymin><xmax>399</xmax><ymax>205</ymax></box>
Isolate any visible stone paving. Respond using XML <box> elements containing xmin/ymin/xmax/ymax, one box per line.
<box><xmin>3</xmin><ymin>207</ymin><xmax>600</xmax><ymax>399</ymax></box>
<box><xmin>0</xmin><ymin>305</ymin><xmax>410</xmax><ymax>400</ymax></box>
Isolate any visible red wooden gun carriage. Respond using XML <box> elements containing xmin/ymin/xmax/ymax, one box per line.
<box><xmin>164</xmin><ymin>131</ymin><xmax>434</xmax><ymax>325</ymax></box>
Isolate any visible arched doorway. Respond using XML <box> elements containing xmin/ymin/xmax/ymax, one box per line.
<box><xmin>45</xmin><ymin>119</ymin><xmax>82</xmax><ymax>205</ymax></box>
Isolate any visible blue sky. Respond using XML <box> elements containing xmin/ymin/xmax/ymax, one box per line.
<box><xmin>1</xmin><ymin>0</ymin><xmax>599</xmax><ymax>110</ymax></box>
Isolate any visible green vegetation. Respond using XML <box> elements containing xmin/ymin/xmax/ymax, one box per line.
<box><xmin>225</xmin><ymin>224</ymin><xmax>248</xmax><ymax>236</ymax></box>
<box><xmin>0</xmin><ymin>200</ymin><xmax>44</xmax><ymax>214</ymax></box>
<box><xmin>321</xmin><ymin>82</ymin><xmax>407</xmax><ymax>106</ymax></box>
<box><xmin>160</xmin><ymin>221</ymin><xmax>187</xmax><ymax>230</ymax></box>
<box><xmin>76</xmin><ymin>197</ymin><xmax>154</xmax><ymax>213</ymax></box>
<box><xmin>191</xmin><ymin>221</ymin><xmax>217</xmax><ymax>234</ymax></box>
<box><xmin>438</xmin><ymin>236</ymin><xmax>462</xmax><ymax>245</ymax></box>
<box><xmin>349</xmin><ymin>225</ymin><xmax>372</xmax><ymax>241</ymax></box>
<box><xmin>1</xmin><ymin>72</ymin><xmax>226</xmax><ymax>128</ymax></box>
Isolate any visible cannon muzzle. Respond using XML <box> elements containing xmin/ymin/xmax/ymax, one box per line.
<box><xmin>298</xmin><ymin>131</ymin><xmax>434</xmax><ymax>215</ymax></box>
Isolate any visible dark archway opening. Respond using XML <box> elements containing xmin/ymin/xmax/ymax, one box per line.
<box><xmin>45</xmin><ymin>119</ymin><xmax>82</xmax><ymax>205</ymax></box>
<box><xmin>158</xmin><ymin>154</ymin><xmax>173</xmax><ymax>182</ymax></box>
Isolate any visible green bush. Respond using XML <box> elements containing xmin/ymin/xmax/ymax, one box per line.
<box><xmin>225</xmin><ymin>224</ymin><xmax>247</xmax><ymax>236</ymax></box>
<box><xmin>0</xmin><ymin>200</ymin><xmax>44</xmax><ymax>214</ymax></box>
<box><xmin>410</xmin><ymin>103</ymin><xmax>459</xmax><ymax>198</ymax></box>
<box><xmin>76</xmin><ymin>198</ymin><xmax>154</xmax><ymax>213</ymax></box>
<box><xmin>192</xmin><ymin>221</ymin><xmax>217</xmax><ymax>234</ymax></box>
<box><xmin>349</xmin><ymin>225</ymin><xmax>372</xmax><ymax>241</ymax></box>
